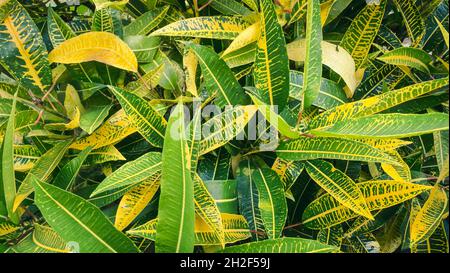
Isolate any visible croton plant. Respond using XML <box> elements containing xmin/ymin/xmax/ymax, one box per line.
<box><xmin>0</xmin><ymin>0</ymin><xmax>448</xmax><ymax>253</ymax></box>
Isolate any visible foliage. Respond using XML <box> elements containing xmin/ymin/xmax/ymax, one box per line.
<box><xmin>0</xmin><ymin>0</ymin><xmax>448</xmax><ymax>253</ymax></box>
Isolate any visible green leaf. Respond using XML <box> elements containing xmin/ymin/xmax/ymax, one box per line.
<box><xmin>378</xmin><ymin>47</ymin><xmax>434</xmax><ymax>73</ymax></box>
<box><xmin>188</xmin><ymin>43</ymin><xmax>247</xmax><ymax>107</ymax></box>
<box><xmin>124</xmin><ymin>6</ymin><xmax>169</xmax><ymax>36</ymax></box>
<box><xmin>52</xmin><ymin>147</ymin><xmax>93</xmax><ymax>191</ymax></box>
<box><xmin>302</xmin><ymin>180</ymin><xmax>432</xmax><ymax>229</ymax></box>
<box><xmin>91</xmin><ymin>152</ymin><xmax>162</xmax><ymax>196</ymax></box>
<box><xmin>1</xmin><ymin>91</ymin><xmax>19</xmax><ymax>223</ymax></box>
<box><xmin>0</xmin><ymin>0</ymin><xmax>52</xmax><ymax>93</ymax></box>
<box><xmin>305</xmin><ymin>160</ymin><xmax>373</xmax><ymax>220</ymax></box>
<box><xmin>393</xmin><ymin>0</ymin><xmax>425</xmax><ymax>46</ymax></box>
<box><xmin>251</xmin><ymin>168</ymin><xmax>287</xmax><ymax>239</ymax></box>
<box><xmin>301</xmin><ymin>0</ymin><xmax>323</xmax><ymax>109</ymax></box>
<box><xmin>276</xmin><ymin>136</ymin><xmax>400</xmax><ymax>165</ymax></box>
<box><xmin>308</xmin><ymin>77</ymin><xmax>449</xmax><ymax>129</ymax></box>
<box><xmin>109</xmin><ymin>86</ymin><xmax>167</xmax><ymax>148</ymax></box>
<box><xmin>32</xmin><ymin>176</ymin><xmax>139</xmax><ymax>253</ymax></box>
<box><xmin>221</xmin><ymin>238</ymin><xmax>339</xmax><ymax>253</ymax></box>
<box><xmin>47</xmin><ymin>7</ymin><xmax>75</xmax><ymax>47</ymax></box>
<box><xmin>155</xmin><ymin>101</ymin><xmax>195</xmax><ymax>253</ymax></box>
<box><xmin>14</xmin><ymin>140</ymin><xmax>72</xmax><ymax>211</ymax></box>
<box><xmin>311</xmin><ymin>113</ymin><xmax>449</xmax><ymax>139</ymax></box>
<box><xmin>79</xmin><ymin>104</ymin><xmax>113</xmax><ymax>134</ymax></box>
<box><xmin>339</xmin><ymin>0</ymin><xmax>386</xmax><ymax>68</ymax></box>
<box><xmin>92</xmin><ymin>7</ymin><xmax>123</xmax><ymax>37</ymax></box>
<box><xmin>253</xmin><ymin>0</ymin><xmax>290</xmax><ymax>110</ymax></box>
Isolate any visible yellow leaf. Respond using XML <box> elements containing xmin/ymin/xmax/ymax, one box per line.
<box><xmin>287</xmin><ymin>39</ymin><xmax>358</xmax><ymax>97</ymax></box>
<box><xmin>48</xmin><ymin>31</ymin><xmax>138</xmax><ymax>72</ymax></box>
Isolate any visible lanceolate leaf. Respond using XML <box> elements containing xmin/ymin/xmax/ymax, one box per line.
<box><xmin>109</xmin><ymin>86</ymin><xmax>167</xmax><ymax>148</ymax></box>
<box><xmin>91</xmin><ymin>152</ymin><xmax>162</xmax><ymax>196</ymax></box>
<box><xmin>32</xmin><ymin>224</ymin><xmax>68</xmax><ymax>253</ymax></box>
<box><xmin>311</xmin><ymin>113</ymin><xmax>449</xmax><ymax>139</ymax></box>
<box><xmin>221</xmin><ymin>238</ymin><xmax>339</xmax><ymax>253</ymax></box>
<box><xmin>32</xmin><ymin>176</ymin><xmax>139</xmax><ymax>253</ymax></box>
<box><xmin>339</xmin><ymin>0</ymin><xmax>386</xmax><ymax>68</ymax></box>
<box><xmin>301</xmin><ymin>0</ymin><xmax>323</xmax><ymax>109</ymax></box>
<box><xmin>378</xmin><ymin>47</ymin><xmax>433</xmax><ymax>73</ymax></box>
<box><xmin>410</xmin><ymin>185</ymin><xmax>448</xmax><ymax>245</ymax></box>
<box><xmin>123</xmin><ymin>6</ymin><xmax>169</xmax><ymax>36</ymax></box>
<box><xmin>150</xmin><ymin>16</ymin><xmax>252</xmax><ymax>39</ymax></box>
<box><xmin>199</xmin><ymin>105</ymin><xmax>257</xmax><ymax>155</ymax></box>
<box><xmin>305</xmin><ymin>160</ymin><xmax>373</xmax><ymax>220</ymax></box>
<box><xmin>308</xmin><ymin>77</ymin><xmax>449</xmax><ymax>129</ymax></box>
<box><xmin>411</xmin><ymin>221</ymin><xmax>449</xmax><ymax>253</ymax></box>
<box><xmin>393</xmin><ymin>0</ymin><xmax>425</xmax><ymax>46</ymax></box>
<box><xmin>193</xmin><ymin>174</ymin><xmax>225</xmax><ymax>247</ymax></box>
<box><xmin>276</xmin><ymin>136</ymin><xmax>400</xmax><ymax>165</ymax></box>
<box><xmin>70</xmin><ymin>110</ymin><xmax>137</xmax><ymax>150</ymax></box>
<box><xmin>47</xmin><ymin>7</ymin><xmax>76</xmax><ymax>47</ymax></box>
<box><xmin>14</xmin><ymin>140</ymin><xmax>72</xmax><ymax>211</ymax></box>
<box><xmin>302</xmin><ymin>180</ymin><xmax>433</xmax><ymax>229</ymax></box>
<box><xmin>1</xmin><ymin>92</ymin><xmax>19</xmax><ymax>223</ymax></box>
<box><xmin>52</xmin><ymin>147</ymin><xmax>93</xmax><ymax>190</ymax></box>
<box><xmin>128</xmin><ymin>214</ymin><xmax>250</xmax><ymax>246</ymax></box>
<box><xmin>188</xmin><ymin>43</ymin><xmax>247</xmax><ymax>107</ymax></box>
<box><xmin>155</xmin><ymin>102</ymin><xmax>195</xmax><ymax>253</ymax></box>
<box><xmin>253</xmin><ymin>0</ymin><xmax>290</xmax><ymax>110</ymax></box>
<box><xmin>0</xmin><ymin>0</ymin><xmax>52</xmax><ymax>93</ymax></box>
<box><xmin>236</xmin><ymin>160</ymin><xmax>266</xmax><ymax>241</ymax></box>
<box><xmin>251</xmin><ymin>168</ymin><xmax>287</xmax><ymax>239</ymax></box>
<box><xmin>114</xmin><ymin>173</ymin><xmax>161</xmax><ymax>231</ymax></box>
<box><xmin>48</xmin><ymin>32</ymin><xmax>138</xmax><ymax>72</ymax></box>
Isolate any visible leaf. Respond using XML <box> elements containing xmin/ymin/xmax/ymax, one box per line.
<box><xmin>302</xmin><ymin>180</ymin><xmax>433</xmax><ymax>229</ymax></box>
<box><xmin>14</xmin><ymin>140</ymin><xmax>72</xmax><ymax>212</ymax></box>
<box><xmin>48</xmin><ymin>31</ymin><xmax>138</xmax><ymax>72</ymax></box>
<box><xmin>92</xmin><ymin>8</ymin><xmax>123</xmax><ymax>37</ymax></box>
<box><xmin>310</xmin><ymin>113</ymin><xmax>449</xmax><ymax>139</ymax></box>
<box><xmin>115</xmin><ymin>173</ymin><xmax>161</xmax><ymax>231</ymax></box>
<box><xmin>91</xmin><ymin>152</ymin><xmax>162</xmax><ymax>196</ymax></box>
<box><xmin>150</xmin><ymin>16</ymin><xmax>252</xmax><ymax>39</ymax></box>
<box><xmin>52</xmin><ymin>147</ymin><xmax>92</xmax><ymax>191</ymax></box>
<box><xmin>393</xmin><ymin>0</ymin><xmax>425</xmax><ymax>46</ymax></box>
<box><xmin>305</xmin><ymin>160</ymin><xmax>373</xmax><ymax>220</ymax></box>
<box><xmin>199</xmin><ymin>105</ymin><xmax>258</xmax><ymax>155</ymax></box>
<box><xmin>1</xmin><ymin>91</ymin><xmax>19</xmax><ymax>223</ymax></box>
<box><xmin>109</xmin><ymin>86</ymin><xmax>167</xmax><ymax>148</ymax></box>
<box><xmin>123</xmin><ymin>6</ymin><xmax>169</xmax><ymax>36</ymax></box>
<box><xmin>287</xmin><ymin>40</ymin><xmax>358</xmax><ymax>98</ymax></box>
<box><xmin>221</xmin><ymin>237</ymin><xmax>339</xmax><ymax>253</ymax></box>
<box><xmin>79</xmin><ymin>104</ymin><xmax>113</xmax><ymax>134</ymax></box>
<box><xmin>271</xmin><ymin>158</ymin><xmax>304</xmax><ymax>196</ymax></box>
<box><xmin>47</xmin><ymin>7</ymin><xmax>76</xmax><ymax>47</ymax></box>
<box><xmin>128</xmin><ymin>213</ymin><xmax>250</xmax><ymax>246</ymax></box>
<box><xmin>0</xmin><ymin>221</ymin><xmax>19</xmax><ymax>237</ymax></box>
<box><xmin>251</xmin><ymin>168</ymin><xmax>287</xmax><ymax>239</ymax></box>
<box><xmin>32</xmin><ymin>176</ymin><xmax>139</xmax><ymax>253</ymax></box>
<box><xmin>13</xmin><ymin>145</ymin><xmax>42</xmax><ymax>172</ymax></box>
<box><xmin>193</xmin><ymin>174</ymin><xmax>225</xmax><ymax>247</ymax></box>
<box><xmin>289</xmin><ymin>71</ymin><xmax>349</xmax><ymax>110</ymax></box>
<box><xmin>70</xmin><ymin>109</ymin><xmax>137</xmax><ymax>150</ymax></box>
<box><xmin>411</xmin><ymin>221</ymin><xmax>449</xmax><ymax>253</ymax></box>
<box><xmin>84</xmin><ymin>145</ymin><xmax>126</xmax><ymax>165</ymax></box>
<box><xmin>188</xmin><ymin>43</ymin><xmax>247</xmax><ymax>107</ymax></box>
<box><xmin>236</xmin><ymin>160</ymin><xmax>266</xmax><ymax>241</ymax></box>
<box><xmin>308</xmin><ymin>77</ymin><xmax>449</xmax><ymax>129</ymax></box>
<box><xmin>0</xmin><ymin>0</ymin><xmax>52</xmax><ymax>93</ymax></box>
<box><xmin>317</xmin><ymin>225</ymin><xmax>344</xmax><ymax>248</ymax></box>
<box><xmin>222</xmin><ymin>22</ymin><xmax>259</xmax><ymax>56</ymax></box>
<box><xmin>435</xmin><ymin>17</ymin><xmax>449</xmax><ymax>48</ymax></box>
<box><xmin>288</xmin><ymin>0</ymin><xmax>307</xmax><ymax>24</ymax></box>
<box><xmin>32</xmin><ymin>224</ymin><xmax>69</xmax><ymax>253</ymax></box>
<box><xmin>300</xmin><ymin>0</ymin><xmax>323</xmax><ymax>109</ymax></box>
<box><xmin>253</xmin><ymin>0</ymin><xmax>290</xmax><ymax>110</ymax></box>
<box><xmin>378</xmin><ymin>47</ymin><xmax>434</xmax><ymax>73</ymax></box>
<box><xmin>410</xmin><ymin>185</ymin><xmax>448</xmax><ymax>245</ymax></box>
<box><xmin>276</xmin><ymin>136</ymin><xmax>400</xmax><ymax>165</ymax></box>
<box><xmin>339</xmin><ymin>0</ymin><xmax>386</xmax><ymax>68</ymax></box>
<box><xmin>155</xmin><ymin>101</ymin><xmax>195</xmax><ymax>253</ymax></box>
